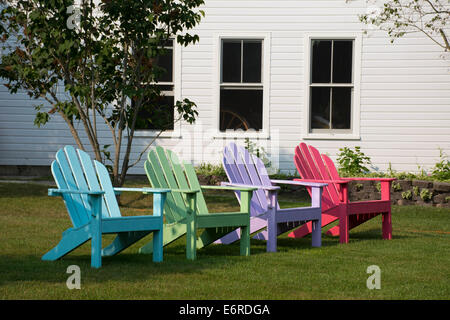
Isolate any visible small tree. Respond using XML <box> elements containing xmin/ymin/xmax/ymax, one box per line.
<box><xmin>353</xmin><ymin>0</ymin><xmax>449</xmax><ymax>52</ymax></box>
<box><xmin>0</xmin><ymin>0</ymin><xmax>204</xmax><ymax>186</ymax></box>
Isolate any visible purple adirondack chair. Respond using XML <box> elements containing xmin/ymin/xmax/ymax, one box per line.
<box><xmin>215</xmin><ymin>142</ymin><xmax>327</xmax><ymax>252</ymax></box>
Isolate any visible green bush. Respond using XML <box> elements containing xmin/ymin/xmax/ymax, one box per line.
<box><xmin>431</xmin><ymin>149</ymin><xmax>450</xmax><ymax>181</ymax></box>
<box><xmin>420</xmin><ymin>188</ymin><xmax>433</xmax><ymax>202</ymax></box>
<box><xmin>401</xmin><ymin>190</ymin><xmax>412</xmax><ymax>200</ymax></box>
<box><xmin>337</xmin><ymin>146</ymin><xmax>372</xmax><ymax>177</ymax></box>
<box><xmin>195</xmin><ymin>163</ymin><xmax>226</xmax><ymax>177</ymax></box>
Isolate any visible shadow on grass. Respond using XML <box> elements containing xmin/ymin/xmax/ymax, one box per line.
<box><xmin>0</xmin><ymin>237</ymin><xmax>272</xmax><ymax>286</ymax></box>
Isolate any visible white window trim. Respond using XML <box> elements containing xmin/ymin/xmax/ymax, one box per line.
<box><xmin>134</xmin><ymin>40</ymin><xmax>182</xmax><ymax>138</ymax></box>
<box><xmin>302</xmin><ymin>32</ymin><xmax>362</xmax><ymax>140</ymax></box>
<box><xmin>213</xmin><ymin>32</ymin><xmax>271</xmax><ymax>139</ymax></box>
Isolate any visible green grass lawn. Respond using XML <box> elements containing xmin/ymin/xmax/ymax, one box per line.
<box><xmin>0</xmin><ymin>181</ymin><xmax>449</xmax><ymax>300</ymax></box>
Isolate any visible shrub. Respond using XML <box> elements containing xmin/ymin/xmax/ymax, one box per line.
<box><xmin>244</xmin><ymin>138</ymin><xmax>271</xmax><ymax>168</ymax></box>
<box><xmin>392</xmin><ymin>182</ymin><xmax>402</xmax><ymax>191</ymax></box>
<box><xmin>401</xmin><ymin>190</ymin><xmax>412</xmax><ymax>200</ymax></box>
<box><xmin>420</xmin><ymin>188</ymin><xmax>433</xmax><ymax>202</ymax></box>
<box><xmin>195</xmin><ymin>163</ymin><xmax>226</xmax><ymax>177</ymax></box>
<box><xmin>431</xmin><ymin>149</ymin><xmax>450</xmax><ymax>181</ymax></box>
<box><xmin>337</xmin><ymin>146</ymin><xmax>372</xmax><ymax>177</ymax></box>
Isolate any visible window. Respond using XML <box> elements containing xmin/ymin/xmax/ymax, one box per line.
<box><xmin>135</xmin><ymin>39</ymin><xmax>175</xmax><ymax>131</ymax></box>
<box><xmin>309</xmin><ymin>39</ymin><xmax>354</xmax><ymax>133</ymax></box>
<box><xmin>219</xmin><ymin>39</ymin><xmax>263</xmax><ymax>132</ymax></box>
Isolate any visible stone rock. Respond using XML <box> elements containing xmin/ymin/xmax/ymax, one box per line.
<box><xmin>415</xmin><ymin>199</ymin><xmax>434</xmax><ymax>207</ymax></box>
<box><xmin>412</xmin><ymin>180</ymin><xmax>433</xmax><ymax>188</ymax></box>
<box><xmin>397</xmin><ymin>199</ymin><xmax>414</xmax><ymax>206</ymax></box>
<box><xmin>397</xmin><ymin>180</ymin><xmax>412</xmax><ymax>190</ymax></box>
<box><xmin>433</xmin><ymin>181</ymin><xmax>450</xmax><ymax>193</ymax></box>
<box><xmin>433</xmin><ymin>193</ymin><xmax>450</xmax><ymax>204</ymax></box>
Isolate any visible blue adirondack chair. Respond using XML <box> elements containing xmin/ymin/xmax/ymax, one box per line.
<box><xmin>216</xmin><ymin>143</ymin><xmax>327</xmax><ymax>252</ymax></box>
<box><xmin>42</xmin><ymin>145</ymin><xmax>170</xmax><ymax>268</ymax></box>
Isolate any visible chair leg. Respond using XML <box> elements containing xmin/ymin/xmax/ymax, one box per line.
<box><xmin>91</xmin><ymin>223</ymin><xmax>102</xmax><ymax>268</ymax></box>
<box><xmin>311</xmin><ymin>216</ymin><xmax>322</xmax><ymax>247</ymax></box>
<box><xmin>382</xmin><ymin>210</ymin><xmax>392</xmax><ymax>240</ymax></box>
<box><xmin>339</xmin><ymin>209</ymin><xmax>349</xmax><ymax>244</ymax></box>
<box><xmin>267</xmin><ymin>209</ymin><xmax>277</xmax><ymax>252</ymax></box>
<box><xmin>240</xmin><ymin>224</ymin><xmax>250</xmax><ymax>256</ymax></box>
<box><xmin>152</xmin><ymin>229</ymin><xmax>163</xmax><ymax>262</ymax></box>
<box><xmin>42</xmin><ymin>227</ymin><xmax>90</xmax><ymax>261</ymax></box>
<box><xmin>186</xmin><ymin>216</ymin><xmax>197</xmax><ymax>260</ymax></box>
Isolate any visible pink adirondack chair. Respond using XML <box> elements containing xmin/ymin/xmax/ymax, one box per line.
<box><xmin>288</xmin><ymin>143</ymin><xmax>395</xmax><ymax>244</ymax></box>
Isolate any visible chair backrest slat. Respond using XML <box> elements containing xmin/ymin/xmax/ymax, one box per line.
<box><xmin>223</xmin><ymin>145</ymin><xmax>243</xmax><ymax>186</ymax></box>
<box><xmin>51</xmin><ymin>146</ymin><xmax>123</xmax><ymax>225</ymax></box>
<box><xmin>249</xmin><ymin>153</ymin><xmax>279</xmax><ymax>211</ymax></box>
<box><xmin>164</xmin><ymin>149</ymin><xmax>209</xmax><ymax>215</ymax></box>
<box><xmin>182</xmin><ymin>159</ymin><xmax>210</xmax><ymax>214</ymax></box>
<box><xmin>94</xmin><ymin>160</ymin><xmax>121</xmax><ymax>218</ymax></box>
<box><xmin>322</xmin><ymin>154</ymin><xmax>341</xmax><ymax>180</ymax></box>
<box><xmin>55</xmin><ymin>149</ymin><xmax>91</xmax><ymax>227</ymax></box>
<box><xmin>145</xmin><ymin>147</ymin><xmax>211</xmax><ymax>220</ymax></box>
<box><xmin>222</xmin><ymin>143</ymin><xmax>269</xmax><ymax>216</ymax></box>
<box><xmin>154</xmin><ymin>148</ymin><xmax>187</xmax><ymax>213</ymax></box>
<box><xmin>235</xmin><ymin>145</ymin><xmax>268</xmax><ymax>212</ymax></box>
<box><xmin>54</xmin><ymin>148</ymin><xmax>90</xmax><ymax>227</ymax></box>
<box><xmin>77</xmin><ymin>149</ymin><xmax>110</xmax><ymax>217</ymax></box>
<box><xmin>294</xmin><ymin>143</ymin><xmax>336</xmax><ymax>210</ymax></box>
<box><xmin>144</xmin><ymin>160</ymin><xmax>177</xmax><ymax>223</ymax></box>
<box><xmin>51</xmin><ymin>160</ymin><xmax>83</xmax><ymax>227</ymax></box>
<box><xmin>294</xmin><ymin>145</ymin><xmax>314</xmax><ymax>180</ymax></box>
<box><xmin>308</xmin><ymin>145</ymin><xmax>340</xmax><ymax>204</ymax></box>
<box><xmin>64</xmin><ymin>146</ymin><xmax>92</xmax><ymax>213</ymax></box>
<box><xmin>146</xmin><ymin>150</ymin><xmax>182</xmax><ymax>223</ymax></box>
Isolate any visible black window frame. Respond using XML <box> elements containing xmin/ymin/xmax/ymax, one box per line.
<box><xmin>134</xmin><ymin>39</ymin><xmax>175</xmax><ymax>132</ymax></box>
<box><xmin>219</xmin><ymin>38</ymin><xmax>264</xmax><ymax>132</ymax></box>
<box><xmin>309</xmin><ymin>39</ymin><xmax>354</xmax><ymax>133</ymax></box>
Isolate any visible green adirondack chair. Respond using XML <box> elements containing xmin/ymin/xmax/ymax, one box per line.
<box><xmin>42</xmin><ymin>145</ymin><xmax>170</xmax><ymax>268</ymax></box>
<box><xmin>139</xmin><ymin>146</ymin><xmax>257</xmax><ymax>260</ymax></box>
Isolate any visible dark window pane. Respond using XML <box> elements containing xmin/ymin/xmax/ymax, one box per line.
<box><xmin>154</xmin><ymin>48</ymin><xmax>173</xmax><ymax>83</ymax></box>
<box><xmin>331</xmin><ymin>87</ymin><xmax>351</xmax><ymax>129</ymax></box>
<box><xmin>222</xmin><ymin>41</ymin><xmax>241</xmax><ymax>83</ymax></box>
<box><xmin>243</xmin><ymin>41</ymin><xmax>262</xmax><ymax>83</ymax></box>
<box><xmin>135</xmin><ymin>93</ymin><xmax>174</xmax><ymax>130</ymax></box>
<box><xmin>311</xmin><ymin>40</ymin><xmax>331</xmax><ymax>83</ymax></box>
<box><xmin>333</xmin><ymin>41</ymin><xmax>353</xmax><ymax>83</ymax></box>
<box><xmin>310</xmin><ymin>87</ymin><xmax>331</xmax><ymax>129</ymax></box>
<box><xmin>220</xmin><ymin>89</ymin><xmax>263</xmax><ymax>131</ymax></box>
<box><xmin>157</xmin><ymin>85</ymin><xmax>174</xmax><ymax>92</ymax></box>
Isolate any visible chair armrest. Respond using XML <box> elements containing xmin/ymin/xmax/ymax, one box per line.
<box><xmin>113</xmin><ymin>187</ymin><xmax>171</xmax><ymax>194</ymax></box>
<box><xmin>220</xmin><ymin>182</ymin><xmax>280</xmax><ymax>191</ymax></box>
<box><xmin>170</xmin><ymin>188</ymin><xmax>200</xmax><ymax>194</ymax></box>
<box><xmin>340</xmin><ymin>177</ymin><xmax>396</xmax><ymax>182</ymax></box>
<box><xmin>293</xmin><ymin>178</ymin><xmax>348</xmax><ymax>185</ymax></box>
<box><xmin>201</xmin><ymin>185</ymin><xmax>258</xmax><ymax>192</ymax></box>
<box><xmin>48</xmin><ymin>189</ymin><xmax>105</xmax><ymax>197</ymax></box>
<box><xmin>271</xmin><ymin>179</ymin><xmax>328</xmax><ymax>188</ymax></box>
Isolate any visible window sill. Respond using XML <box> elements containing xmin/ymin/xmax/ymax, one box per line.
<box><xmin>302</xmin><ymin>133</ymin><xmax>361</xmax><ymax>141</ymax></box>
<box><xmin>134</xmin><ymin>130</ymin><xmax>181</xmax><ymax>139</ymax></box>
<box><xmin>213</xmin><ymin>130</ymin><xmax>270</xmax><ymax>140</ymax></box>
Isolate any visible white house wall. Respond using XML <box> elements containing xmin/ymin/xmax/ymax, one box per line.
<box><xmin>0</xmin><ymin>0</ymin><xmax>449</xmax><ymax>175</ymax></box>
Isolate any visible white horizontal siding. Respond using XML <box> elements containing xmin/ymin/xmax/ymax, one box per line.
<box><xmin>1</xmin><ymin>0</ymin><xmax>449</xmax><ymax>175</ymax></box>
